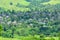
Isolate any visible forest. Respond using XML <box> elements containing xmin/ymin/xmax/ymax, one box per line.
<box><xmin>0</xmin><ymin>0</ymin><xmax>60</xmax><ymax>40</ymax></box>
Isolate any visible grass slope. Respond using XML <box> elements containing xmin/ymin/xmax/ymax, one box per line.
<box><xmin>0</xmin><ymin>0</ymin><xmax>30</xmax><ymax>12</ymax></box>
<box><xmin>42</xmin><ymin>0</ymin><xmax>60</xmax><ymax>5</ymax></box>
<box><xmin>0</xmin><ymin>0</ymin><xmax>60</xmax><ymax>11</ymax></box>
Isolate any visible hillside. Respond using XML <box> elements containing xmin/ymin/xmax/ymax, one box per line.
<box><xmin>0</xmin><ymin>0</ymin><xmax>60</xmax><ymax>12</ymax></box>
<box><xmin>0</xmin><ymin>0</ymin><xmax>60</xmax><ymax>40</ymax></box>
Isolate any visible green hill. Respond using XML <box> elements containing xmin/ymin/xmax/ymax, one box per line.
<box><xmin>0</xmin><ymin>0</ymin><xmax>60</xmax><ymax>12</ymax></box>
<box><xmin>0</xmin><ymin>0</ymin><xmax>60</xmax><ymax>39</ymax></box>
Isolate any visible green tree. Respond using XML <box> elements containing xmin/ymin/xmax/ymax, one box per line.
<box><xmin>0</xmin><ymin>25</ymin><xmax>2</xmax><ymax>36</ymax></box>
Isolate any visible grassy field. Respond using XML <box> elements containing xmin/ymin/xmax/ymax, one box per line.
<box><xmin>0</xmin><ymin>37</ymin><xmax>20</xmax><ymax>40</ymax></box>
<box><xmin>0</xmin><ymin>36</ymin><xmax>39</xmax><ymax>40</ymax></box>
<box><xmin>0</xmin><ymin>36</ymin><xmax>59</xmax><ymax>40</ymax></box>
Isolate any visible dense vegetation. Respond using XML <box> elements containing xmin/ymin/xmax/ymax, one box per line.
<box><xmin>0</xmin><ymin>0</ymin><xmax>60</xmax><ymax>40</ymax></box>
